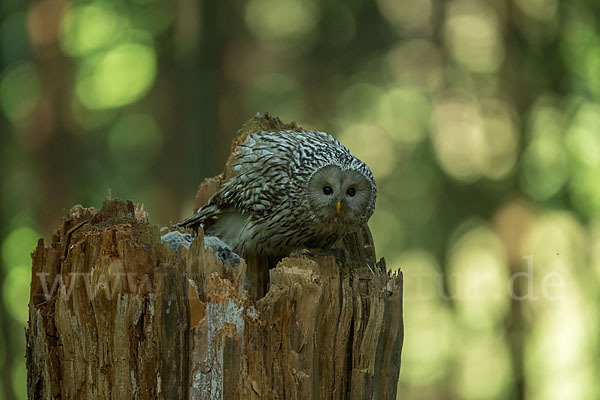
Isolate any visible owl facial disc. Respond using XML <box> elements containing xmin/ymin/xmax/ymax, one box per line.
<box><xmin>307</xmin><ymin>165</ymin><xmax>373</xmax><ymax>223</ymax></box>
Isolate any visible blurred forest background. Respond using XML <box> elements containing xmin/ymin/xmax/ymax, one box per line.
<box><xmin>1</xmin><ymin>0</ymin><xmax>600</xmax><ymax>398</ymax></box>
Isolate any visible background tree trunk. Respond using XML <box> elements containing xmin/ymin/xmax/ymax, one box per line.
<box><xmin>26</xmin><ymin>115</ymin><xmax>403</xmax><ymax>399</ymax></box>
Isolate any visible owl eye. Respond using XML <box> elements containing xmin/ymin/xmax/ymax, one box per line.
<box><xmin>323</xmin><ymin>186</ymin><xmax>333</xmax><ymax>195</ymax></box>
<box><xmin>346</xmin><ymin>187</ymin><xmax>356</xmax><ymax>197</ymax></box>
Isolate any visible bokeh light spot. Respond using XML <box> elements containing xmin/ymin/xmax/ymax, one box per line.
<box><xmin>566</xmin><ymin>102</ymin><xmax>600</xmax><ymax>168</ymax></box>
<box><xmin>339</xmin><ymin>123</ymin><xmax>395</xmax><ymax>179</ymax></box>
<box><xmin>380</xmin><ymin>165</ymin><xmax>438</xmax><ymax>229</ymax></box>
<box><xmin>565</xmin><ymin>103</ymin><xmax>600</xmax><ymax>215</ymax></box>
<box><xmin>569</xmin><ymin>167</ymin><xmax>600</xmax><ymax>218</ymax></box>
<box><xmin>76</xmin><ymin>42</ymin><xmax>157</xmax><ymax>109</ymax></box>
<box><xmin>70</xmin><ymin>97</ymin><xmax>118</xmax><ymax>131</ymax></box>
<box><xmin>375</xmin><ymin>88</ymin><xmax>431</xmax><ymax>145</ymax></box>
<box><xmin>384</xmin><ymin>39</ymin><xmax>443</xmax><ymax>93</ymax></box>
<box><xmin>376</xmin><ymin>0</ymin><xmax>431</xmax><ymax>34</ymax></box>
<box><xmin>447</xmin><ymin>224</ymin><xmax>510</xmax><ymax>330</ymax></box>
<box><xmin>523</xmin><ymin>211</ymin><xmax>585</xmax><ymax>273</ymax></box>
<box><xmin>584</xmin><ymin>45</ymin><xmax>600</xmax><ymax>97</ymax></box>
<box><xmin>515</xmin><ymin>0</ymin><xmax>558</xmax><ymax>23</ymax></box>
<box><xmin>527</xmin><ymin>97</ymin><xmax>565</xmax><ymax>139</ymax></box>
<box><xmin>455</xmin><ymin>335</ymin><xmax>514</xmax><ymax>399</ymax></box>
<box><xmin>445</xmin><ymin>1</ymin><xmax>504</xmax><ymax>73</ymax></box>
<box><xmin>391</xmin><ymin>250</ymin><xmax>439</xmax><ymax>298</ymax></box>
<box><xmin>0</xmin><ymin>62</ymin><xmax>41</xmax><ymax>123</ymax></box>
<box><xmin>60</xmin><ymin>2</ymin><xmax>123</xmax><ymax>57</ymax></box>
<box><xmin>514</xmin><ymin>0</ymin><xmax>559</xmax><ymax>45</ymax></box>
<box><xmin>481</xmin><ymin>99</ymin><xmax>519</xmax><ymax>180</ymax></box>
<box><xmin>1</xmin><ymin>226</ymin><xmax>39</xmax><ymax>271</ymax></box>
<box><xmin>590</xmin><ymin>221</ymin><xmax>600</xmax><ymax>280</ymax></box>
<box><xmin>369</xmin><ymin>208</ymin><xmax>404</xmax><ymax>259</ymax></box>
<box><xmin>524</xmin><ymin>293</ymin><xmax>596</xmax><ymax>400</ymax></box>
<box><xmin>430</xmin><ymin>94</ymin><xmax>489</xmax><ymax>183</ymax></box>
<box><xmin>108</xmin><ymin>113</ymin><xmax>163</xmax><ymax>170</ymax></box>
<box><xmin>395</xmin><ymin>250</ymin><xmax>454</xmax><ymax>385</ymax></box>
<box><xmin>244</xmin><ymin>73</ymin><xmax>305</xmax><ymax>122</ymax></box>
<box><xmin>402</xmin><ymin>303</ymin><xmax>454</xmax><ymax>386</ymax></box>
<box><xmin>337</xmin><ymin>82</ymin><xmax>383</xmax><ymax>123</ymax></box>
<box><xmin>559</xmin><ymin>16</ymin><xmax>596</xmax><ymax>78</ymax></box>
<box><xmin>520</xmin><ymin>137</ymin><xmax>569</xmax><ymax>200</ymax></box>
<box><xmin>1</xmin><ymin>167</ymin><xmax>38</xmax><ymax>220</ymax></box>
<box><xmin>245</xmin><ymin>0</ymin><xmax>319</xmax><ymax>42</ymax></box>
<box><xmin>3</xmin><ymin>265</ymin><xmax>30</xmax><ymax>323</ymax></box>
<box><xmin>12</xmin><ymin>358</ymin><xmax>27</xmax><ymax>400</ymax></box>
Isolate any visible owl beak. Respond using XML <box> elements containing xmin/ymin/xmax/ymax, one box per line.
<box><xmin>336</xmin><ymin>201</ymin><xmax>342</xmax><ymax>215</ymax></box>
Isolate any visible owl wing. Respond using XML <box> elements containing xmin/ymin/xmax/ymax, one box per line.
<box><xmin>175</xmin><ymin>131</ymin><xmax>293</xmax><ymax>229</ymax></box>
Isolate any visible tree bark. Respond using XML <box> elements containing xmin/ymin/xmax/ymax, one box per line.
<box><xmin>26</xmin><ymin>115</ymin><xmax>404</xmax><ymax>399</ymax></box>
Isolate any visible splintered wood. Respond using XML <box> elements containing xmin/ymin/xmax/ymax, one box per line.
<box><xmin>27</xmin><ymin>199</ymin><xmax>403</xmax><ymax>399</ymax></box>
<box><xmin>27</xmin><ymin>114</ymin><xmax>403</xmax><ymax>399</ymax></box>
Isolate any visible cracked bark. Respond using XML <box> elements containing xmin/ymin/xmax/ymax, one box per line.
<box><xmin>26</xmin><ymin>114</ymin><xmax>404</xmax><ymax>399</ymax></box>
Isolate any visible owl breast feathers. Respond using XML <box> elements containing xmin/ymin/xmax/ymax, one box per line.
<box><xmin>176</xmin><ymin>129</ymin><xmax>376</xmax><ymax>258</ymax></box>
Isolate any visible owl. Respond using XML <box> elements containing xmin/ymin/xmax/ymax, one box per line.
<box><xmin>176</xmin><ymin>129</ymin><xmax>376</xmax><ymax>260</ymax></box>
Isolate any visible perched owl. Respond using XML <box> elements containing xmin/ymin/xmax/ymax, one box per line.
<box><xmin>176</xmin><ymin>129</ymin><xmax>376</xmax><ymax>259</ymax></box>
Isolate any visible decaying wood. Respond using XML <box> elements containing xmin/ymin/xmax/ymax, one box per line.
<box><xmin>26</xmin><ymin>114</ymin><xmax>404</xmax><ymax>399</ymax></box>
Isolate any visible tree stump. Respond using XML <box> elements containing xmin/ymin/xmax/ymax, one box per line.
<box><xmin>26</xmin><ymin>114</ymin><xmax>404</xmax><ymax>399</ymax></box>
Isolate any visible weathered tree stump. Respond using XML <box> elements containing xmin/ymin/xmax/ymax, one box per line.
<box><xmin>26</xmin><ymin>115</ymin><xmax>404</xmax><ymax>399</ymax></box>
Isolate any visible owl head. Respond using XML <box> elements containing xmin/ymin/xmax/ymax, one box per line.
<box><xmin>307</xmin><ymin>164</ymin><xmax>376</xmax><ymax>223</ymax></box>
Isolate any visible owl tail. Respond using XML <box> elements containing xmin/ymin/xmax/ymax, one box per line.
<box><xmin>173</xmin><ymin>204</ymin><xmax>219</xmax><ymax>231</ymax></box>
<box><xmin>173</xmin><ymin>213</ymin><xmax>202</xmax><ymax>229</ymax></box>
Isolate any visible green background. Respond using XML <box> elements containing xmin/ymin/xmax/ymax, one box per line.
<box><xmin>1</xmin><ymin>0</ymin><xmax>599</xmax><ymax>398</ymax></box>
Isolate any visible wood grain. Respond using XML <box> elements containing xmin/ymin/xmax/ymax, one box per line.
<box><xmin>27</xmin><ymin>199</ymin><xmax>403</xmax><ymax>399</ymax></box>
<box><xmin>27</xmin><ymin>114</ymin><xmax>403</xmax><ymax>399</ymax></box>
